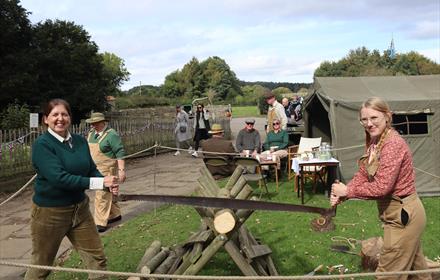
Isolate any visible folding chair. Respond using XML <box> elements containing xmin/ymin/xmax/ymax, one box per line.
<box><xmin>234</xmin><ymin>157</ymin><xmax>269</xmax><ymax>198</ymax></box>
<box><xmin>287</xmin><ymin>137</ymin><xmax>324</xmax><ymax>192</ymax></box>
<box><xmin>203</xmin><ymin>157</ymin><xmax>230</xmax><ymax>180</ymax></box>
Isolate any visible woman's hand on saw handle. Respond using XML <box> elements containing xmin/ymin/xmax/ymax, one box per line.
<box><xmin>104</xmin><ymin>175</ymin><xmax>119</xmax><ymax>195</ymax></box>
<box><xmin>330</xmin><ymin>180</ymin><xmax>347</xmax><ymax>207</ymax></box>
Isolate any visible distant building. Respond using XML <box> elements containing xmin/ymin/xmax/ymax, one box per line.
<box><xmin>387</xmin><ymin>37</ymin><xmax>396</xmax><ymax>59</ymax></box>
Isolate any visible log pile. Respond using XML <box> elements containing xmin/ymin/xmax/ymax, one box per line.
<box><xmin>128</xmin><ymin>165</ymin><xmax>278</xmax><ymax>279</ymax></box>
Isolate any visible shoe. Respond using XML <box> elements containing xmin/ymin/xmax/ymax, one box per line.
<box><xmin>97</xmin><ymin>225</ymin><xmax>107</xmax><ymax>233</ymax></box>
<box><xmin>174</xmin><ymin>151</ymin><xmax>180</xmax><ymax>156</ymax></box>
<box><xmin>188</xmin><ymin>146</ymin><xmax>193</xmax><ymax>154</ymax></box>
<box><xmin>191</xmin><ymin>151</ymin><xmax>198</xmax><ymax>158</ymax></box>
<box><xmin>108</xmin><ymin>215</ymin><xmax>122</xmax><ymax>224</ymax></box>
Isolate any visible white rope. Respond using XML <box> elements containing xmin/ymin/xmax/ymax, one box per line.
<box><xmin>0</xmin><ymin>174</ymin><xmax>36</xmax><ymax>207</ymax></box>
<box><xmin>414</xmin><ymin>167</ymin><xmax>440</xmax><ymax>179</ymax></box>
<box><xmin>0</xmin><ymin>260</ymin><xmax>438</xmax><ymax>279</ymax></box>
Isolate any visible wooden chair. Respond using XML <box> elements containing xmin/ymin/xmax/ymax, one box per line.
<box><xmin>234</xmin><ymin>157</ymin><xmax>269</xmax><ymax>198</ymax></box>
<box><xmin>287</xmin><ymin>137</ymin><xmax>325</xmax><ymax>192</ymax></box>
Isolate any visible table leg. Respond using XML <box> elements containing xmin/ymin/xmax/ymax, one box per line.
<box><xmin>300</xmin><ymin>166</ymin><xmax>305</xmax><ymax>204</ymax></box>
<box><xmin>274</xmin><ymin>165</ymin><xmax>279</xmax><ymax>192</ymax></box>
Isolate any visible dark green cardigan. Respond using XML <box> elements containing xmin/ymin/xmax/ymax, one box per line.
<box><xmin>32</xmin><ymin>132</ymin><xmax>102</xmax><ymax>207</ymax></box>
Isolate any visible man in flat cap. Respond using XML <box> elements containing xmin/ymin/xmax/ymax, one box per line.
<box><xmin>235</xmin><ymin>118</ymin><xmax>261</xmax><ymax>157</ymax></box>
<box><xmin>201</xmin><ymin>124</ymin><xmax>236</xmax><ymax>179</ymax></box>
<box><xmin>265</xmin><ymin>90</ymin><xmax>287</xmax><ymax>133</ymax></box>
<box><xmin>86</xmin><ymin>112</ymin><xmax>126</xmax><ymax>232</ymax></box>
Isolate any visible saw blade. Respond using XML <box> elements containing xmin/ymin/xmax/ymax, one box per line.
<box><xmin>119</xmin><ymin>194</ymin><xmax>335</xmax><ymax>217</ymax></box>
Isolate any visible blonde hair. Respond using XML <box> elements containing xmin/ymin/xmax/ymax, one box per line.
<box><xmin>360</xmin><ymin>97</ymin><xmax>393</xmax><ymax>150</ymax></box>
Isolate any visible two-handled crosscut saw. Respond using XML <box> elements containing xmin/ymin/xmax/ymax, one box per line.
<box><xmin>119</xmin><ymin>194</ymin><xmax>336</xmax><ymax>232</ymax></box>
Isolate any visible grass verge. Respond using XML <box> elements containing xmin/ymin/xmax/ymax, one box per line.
<box><xmin>50</xmin><ymin>179</ymin><xmax>439</xmax><ymax>279</ymax></box>
<box><xmin>231</xmin><ymin>106</ymin><xmax>262</xmax><ymax>118</ymax></box>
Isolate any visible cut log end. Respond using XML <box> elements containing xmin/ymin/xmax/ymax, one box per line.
<box><xmin>214</xmin><ymin>209</ymin><xmax>236</xmax><ymax>234</ymax></box>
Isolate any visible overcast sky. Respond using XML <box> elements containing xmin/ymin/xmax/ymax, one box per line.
<box><xmin>20</xmin><ymin>0</ymin><xmax>440</xmax><ymax>90</ymax></box>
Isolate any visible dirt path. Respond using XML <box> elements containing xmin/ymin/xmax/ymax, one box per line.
<box><xmin>0</xmin><ymin>116</ymin><xmax>267</xmax><ymax>279</ymax></box>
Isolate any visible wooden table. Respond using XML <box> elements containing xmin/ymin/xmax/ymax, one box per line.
<box><xmin>291</xmin><ymin>158</ymin><xmax>340</xmax><ymax>204</ymax></box>
<box><xmin>259</xmin><ymin>160</ymin><xmax>279</xmax><ymax>192</ymax></box>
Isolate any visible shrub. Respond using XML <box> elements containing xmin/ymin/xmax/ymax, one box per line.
<box><xmin>0</xmin><ymin>103</ymin><xmax>30</xmax><ymax>129</ymax></box>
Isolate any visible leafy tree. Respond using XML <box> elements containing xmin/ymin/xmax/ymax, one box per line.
<box><xmin>272</xmin><ymin>86</ymin><xmax>293</xmax><ymax>95</ymax></box>
<box><xmin>101</xmin><ymin>52</ymin><xmax>130</xmax><ymax>96</ymax></box>
<box><xmin>0</xmin><ymin>102</ymin><xmax>30</xmax><ymax>129</ymax></box>
<box><xmin>314</xmin><ymin>47</ymin><xmax>440</xmax><ymax>77</ymax></box>
<box><xmin>32</xmin><ymin>19</ymin><xmax>111</xmax><ymax>123</ymax></box>
<box><xmin>0</xmin><ymin>0</ymin><xmax>36</xmax><ymax>112</ymax></box>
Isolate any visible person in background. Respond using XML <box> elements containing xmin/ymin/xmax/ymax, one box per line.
<box><xmin>265</xmin><ymin>90</ymin><xmax>287</xmax><ymax>132</ymax></box>
<box><xmin>235</xmin><ymin>118</ymin><xmax>261</xmax><ymax>157</ymax></box>
<box><xmin>291</xmin><ymin>95</ymin><xmax>302</xmax><ymax>122</ymax></box>
<box><xmin>174</xmin><ymin>104</ymin><xmax>193</xmax><ymax>156</ymax></box>
<box><xmin>331</xmin><ymin>97</ymin><xmax>431</xmax><ymax>280</ymax></box>
<box><xmin>86</xmin><ymin>112</ymin><xmax>126</xmax><ymax>233</ymax></box>
<box><xmin>201</xmin><ymin>124</ymin><xmax>236</xmax><ymax>179</ymax></box>
<box><xmin>192</xmin><ymin>103</ymin><xmax>210</xmax><ymax>158</ymax></box>
<box><xmin>261</xmin><ymin>119</ymin><xmax>289</xmax><ymax>169</ymax></box>
<box><xmin>25</xmin><ymin>99</ymin><xmax>118</xmax><ymax>280</ymax></box>
<box><xmin>282</xmin><ymin>97</ymin><xmax>294</xmax><ymax>119</ymax></box>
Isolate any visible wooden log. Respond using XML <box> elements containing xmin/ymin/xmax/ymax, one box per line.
<box><xmin>217</xmin><ymin>188</ymin><xmax>231</xmax><ymax>198</ymax></box>
<box><xmin>184</xmin><ymin>229</ymin><xmax>213</xmax><ymax>246</ymax></box>
<box><xmin>136</xmin><ymin>240</ymin><xmax>162</xmax><ymax>272</ymax></box>
<box><xmin>199</xmin><ymin>165</ymin><xmax>219</xmax><ymax>188</ymax></box>
<box><xmin>173</xmin><ymin>250</ymin><xmax>192</xmax><ymax>275</ymax></box>
<box><xmin>264</xmin><ymin>255</ymin><xmax>279</xmax><ymax>276</ymax></box>
<box><xmin>142</xmin><ymin>247</ymin><xmax>170</xmax><ymax>274</ymax></box>
<box><xmin>166</xmin><ymin>246</ymin><xmax>187</xmax><ymax>275</ymax></box>
<box><xmin>230</xmin><ymin>176</ymin><xmax>247</xmax><ymax>198</ymax></box>
<box><xmin>153</xmin><ymin>250</ymin><xmax>177</xmax><ymax>274</ymax></box>
<box><xmin>224</xmin><ymin>240</ymin><xmax>258</xmax><ymax>276</ymax></box>
<box><xmin>189</xmin><ymin>242</ymin><xmax>204</xmax><ymax>263</ymax></box>
<box><xmin>199</xmin><ymin>166</ymin><xmax>220</xmax><ymax>195</ymax></box>
<box><xmin>224</xmin><ymin>165</ymin><xmax>244</xmax><ymax>191</ymax></box>
<box><xmin>197</xmin><ymin>178</ymin><xmax>216</xmax><ymax>197</ymax></box>
<box><xmin>253</xmin><ymin>258</ymin><xmax>269</xmax><ymax>276</ymax></box>
<box><xmin>213</xmin><ymin>209</ymin><xmax>237</xmax><ymax>234</ymax></box>
<box><xmin>183</xmin><ymin>234</ymin><xmax>228</xmax><ymax>275</ymax></box>
<box><xmin>235</xmin><ymin>184</ymin><xmax>253</xmax><ymax>200</ymax></box>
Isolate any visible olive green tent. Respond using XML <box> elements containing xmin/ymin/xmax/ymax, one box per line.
<box><xmin>304</xmin><ymin>75</ymin><xmax>440</xmax><ymax>196</ymax></box>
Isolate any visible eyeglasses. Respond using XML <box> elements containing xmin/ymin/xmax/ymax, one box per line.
<box><xmin>359</xmin><ymin>116</ymin><xmax>383</xmax><ymax>126</ymax></box>
<box><xmin>197</xmin><ymin>107</ymin><xmax>202</xmax><ymax>109</ymax></box>
<box><xmin>272</xmin><ymin>122</ymin><xmax>280</xmax><ymax>125</ymax></box>
<box><xmin>245</xmin><ymin>123</ymin><xmax>254</xmax><ymax>125</ymax></box>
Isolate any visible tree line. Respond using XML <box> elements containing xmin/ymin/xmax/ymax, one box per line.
<box><xmin>314</xmin><ymin>47</ymin><xmax>440</xmax><ymax>77</ymax></box>
<box><xmin>0</xmin><ymin>0</ymin><xmax>129</xmax><ymax>126</ymax></box>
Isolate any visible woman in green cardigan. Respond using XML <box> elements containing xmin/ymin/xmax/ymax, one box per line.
<box><xmin>25</xmin><ymin>99</ymin><xmax>118</xmax><ymax>280</ymax></box>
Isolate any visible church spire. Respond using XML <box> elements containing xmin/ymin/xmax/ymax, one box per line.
<box><xmin>387</xmin><ymin>35</ymin><xmax>396</xmax><ymax>59</ymax></box>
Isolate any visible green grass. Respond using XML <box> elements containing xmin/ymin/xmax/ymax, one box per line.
<box><xmin>50</xmin><ymin>179</ymin><xmax>440</xmax><ymax>279</ymax></box>
<box><xmin>231</xmin><ymin>106</ymin><xmax>262</xmax><ymax>118</ymax></box>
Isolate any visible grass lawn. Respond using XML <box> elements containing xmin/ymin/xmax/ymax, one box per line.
<box><xmin>231</xmin><ymin>106</ymin><xmax>262</xmax><ymax>118</ymax></box>
<box><xmin>50</xmin><ymin>179</ymin><xmax>439</xmax><ymax>279</ymax></box>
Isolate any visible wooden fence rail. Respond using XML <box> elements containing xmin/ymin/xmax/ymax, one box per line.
<box><xmin>0</xmin><ymin>118</ymin><xmax>231</xmax><ymax>179</ymax></box>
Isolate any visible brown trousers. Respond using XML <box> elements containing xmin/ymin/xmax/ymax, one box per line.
<box><xmin>24</xmin><ymin>197</ymin><xmax>108</xmax><ymax>280</ymax></box>
<box><xmin>376</xmin><ymin>193</ymin><xmax>431</xmax><ymax>280</ymax></box>
<box><xmin>94</xmin><ymin>190</ymin><xmax>121</xmax><ymax>227</ymax></box>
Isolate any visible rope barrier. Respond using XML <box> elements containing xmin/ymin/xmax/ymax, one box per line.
<box><xmin>1</xmin><ymin>143</ymin><xmax>439</xmax><ymax>208</ymax></box>
<box><xmin>0</xmin><ymin>260</ymin><xmax>438</xmax><ymax>279</ymax></box>
<box><xmin>0</xmin><ymin>174</ymin><xmax>36</xmax><ymax>207</ymax></box>
<box><xmin>414</xmin><ymin>167</ymin><xmax>440</xmax><ymax>179</ymax></box>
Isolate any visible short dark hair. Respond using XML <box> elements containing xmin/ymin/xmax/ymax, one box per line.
<box><xmin>42</xmin><ymin>99</ymin><xmax>72</xmax><ymax>118</ymax></box>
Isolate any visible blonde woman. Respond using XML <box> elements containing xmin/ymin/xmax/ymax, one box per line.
<box><xmin>331</xmin><ymin>97</ymin><xmax>430</xmax><ymax>279</ymax></box>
